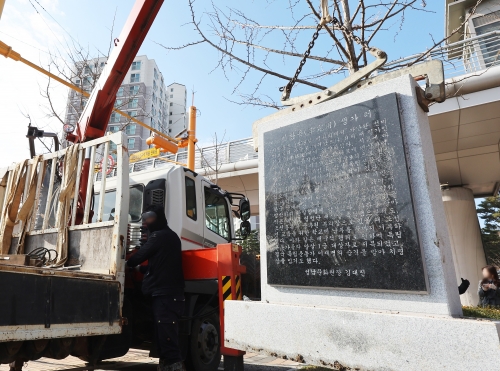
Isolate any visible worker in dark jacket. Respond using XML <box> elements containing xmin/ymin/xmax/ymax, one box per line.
<box><xmin>127</xmin><ymin>204</ymin><xmax>185</xmax><ymax>371</ymax></box>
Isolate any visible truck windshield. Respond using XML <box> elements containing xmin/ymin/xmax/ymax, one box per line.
<box><xmin>93</xmin><ymin>185</ymin><xmax>144</xmax><ymax>223</ymax></box>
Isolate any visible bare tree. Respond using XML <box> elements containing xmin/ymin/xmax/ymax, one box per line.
<box><xmin>157</xmin><ymin>0</ymin><xmax>484</xmax><ymax>108</ymax></box>
<box><xmin>197</xmin><ymin>131</ymin><xmax>227</xmax><ymax>185</ymax></box>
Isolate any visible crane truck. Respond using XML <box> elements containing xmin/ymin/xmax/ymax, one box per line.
<box><xmin>0</xmin><ymin>0</ymin><xmax>449</xmax><ymax>370</ymax></box>
<box><xmin>0</xmin><ymin>1</ymin><xmax>250</xmax><ymax>370</ymax></box>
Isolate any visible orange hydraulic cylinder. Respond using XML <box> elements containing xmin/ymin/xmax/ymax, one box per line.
<box><xmin>187</xmin><ymin>106</ymin><xmax>197</xmax><ymax>171</ymax></box>
<box><xmin>146</xmin><ymin>135</ymin><xmax>179</xmax><ymax>154</ymax></box>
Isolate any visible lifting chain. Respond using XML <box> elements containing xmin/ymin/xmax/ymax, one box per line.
<box><xmin>331</xmin><ymin>16</ymin><xmax>370</xmax><ymax>52</ymax></box>
<box><xmin>280</xmin><ymin>22</ymin><xmax>323</xmax><ymax>99</ymax></box>
<box><xmin>280</xmin><ymin>13</ymin><xmax>372</xmax><ymax>101</ymax></box>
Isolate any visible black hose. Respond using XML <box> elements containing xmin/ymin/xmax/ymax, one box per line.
<box><xmin>28</xmin><ymin>247</ymin><xmax>58</xmax><ymax>266</ymax></box>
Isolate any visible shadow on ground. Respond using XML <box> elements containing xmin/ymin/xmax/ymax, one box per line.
<box><xmin>23</xmin><ymin>360</ymin><xmax>299</xmax><ymax>371</ymax></box>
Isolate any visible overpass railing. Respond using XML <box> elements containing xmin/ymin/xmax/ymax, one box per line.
<box><xmin>383</xmin><ymin>31</ymin><xmax>500</xmax><ymax>79</ymax></box>
<box><xmin>129</xmin><ymin>137</ymin><xmax>258</xmax><ymax>174</ymax></box>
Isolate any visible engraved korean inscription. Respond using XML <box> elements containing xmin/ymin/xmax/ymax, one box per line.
<box><xmin>264</xmin><ymin>93</ymin><xmax>427</xmax><ymax>291</ymax></box>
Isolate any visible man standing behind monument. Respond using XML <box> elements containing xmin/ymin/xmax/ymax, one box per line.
<box><xmin>127</xmin><ymin>205</ymin><xmax>185</xmax><ymax>371</ymax></box>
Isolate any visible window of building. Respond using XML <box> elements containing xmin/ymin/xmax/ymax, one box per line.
<box><xmin>84</xmin><ymin>66</ymin><xmax>91</xmax><ymax>74</ymax></box>
<box><xmin>154</xmin><ymin>68</ymin><xmax>158</xmax><ymax>80</ymax></box>
<box><xmin>129</xmin><ymin>85</ymin><xmax>139</xmax><ymax>95</ymax></box>
<box><xmin>128</xmin><ymin>138</ymin><xmax>135</xmax><ymax>149</ymax></box>
<box><xmin>110</xmin><ymin>142</ymin><xmax>117</xmax><ymax>151</ymax></box>
<box><xmin>128</xmin><ymin>98</ymin><xmax>138</xmax><ymax>109</ymax></box>
<box><xmin>117</xmin><ymin>87</ymin><xmax>124</xmax><ymax>97</ymax></box>
<box><xmin>153</xmin><ymin>92</ymin><xmax>156</xmax><ymax>101</ymax></box>
<box><xmin>83</xmin><ymin>76</ymin><xmax>91</xmax><ymax>85</ymax></box>
<box><xmin>75</xmin><ymin>79</ymin><xmax>81</xmax><ymax>85</ymax></box>
<box><xmin>151</xmin><ymin>119</ymin><xmax>155</xmax><ymax>128</ymax></box>
<box><xmin>100</xmin><ymin>62</ymin><xmax>105</xmax><ymax>67</ymax></box>
<box><xmin>204</xmin><ymin>187</ymin><xmax>230</xmax><ymax>240</ymax></box>
<box><xmin>114</xmin><ymin>99</ymin><xmax>122</xmax><ymax>108</ymax></box>
<box><xmin>110</xmin><ymin>112</ymin><xmax>120</xmax><ymax>123</ymax></box>
<box><xmin>169</xmin><ymin>112</ymin><xmax>173</xmax><ymax>115</ymax></box>
<box><xmin>471</xmin><ymin>10</ymin><xmax>500</xmax><ymax>67</ymax></box>
<box><xmin>185</xmin><ymin>177</ymin><xmax>197</xmax><ymax>220</ymax></box>
<box><xmin>130</xmin><ymin>73</ymin><xmax>140</xmax><ymax>83</ymax></box>
<box><xmin>169</xmin><ymin>120</ymin><xmax>172</xmax><ymax>125</ymax></box>
<box><xmin>170</xmin><ymin>94</ymin><xmax>173</xmax><ymax>98</ymax></box>
<box><xmin>170</xmin><ymin>88</ymin><xmax>174</xmax><ymax>92</ymax></box>
<box><xmin>131</xmin><ymin>61</ymin><xmax>141</xmax><ymax>70</ymax></box>
<box><xmin>170</xmin><ymin>102</ymin><xmax>173</xmax><ymax>106</ymax></box>
<box><xmin>125</xmin><ymin>124</ymin><xmax>136</xmax><ymax>135</ymax></box>
<box><xmin>153</xmin><ymin>80</ymin><xmax>157</xmax><ymax>91</ymax></box>
<box><xmin>127</xmin><ymin>110</ymin><xmax>137</xmax><ymax>118</ymax></box>
<box><xmin>109</xmin><ymin>125</ymin><xmax>119</xmax><ymax>133</ymax></box>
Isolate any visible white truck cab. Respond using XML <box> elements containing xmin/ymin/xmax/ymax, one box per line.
<box><xmin>94</xmin><ymin>162</ymin><xmax>241</xmax><ymax>253</ymax></box>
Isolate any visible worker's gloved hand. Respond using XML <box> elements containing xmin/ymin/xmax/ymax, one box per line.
<box><xmin>140</xmin><ymin>223</ymin><xmax>148</xmax><ymax>247</ymax></box>
<box><xmin>458</xmin><ymin>278</ymin><xmax>470</xmax><ymax>295</ymax></box>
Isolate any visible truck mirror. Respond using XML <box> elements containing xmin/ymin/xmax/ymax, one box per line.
<box><xmin>239</xmin><ymin>198</ymin><xmax>250</xmax><ymax>222</ymax></box>
<box><xmin>240</xmin><ymin>220</ymin><xmax>251</xmax><ymax>239</ymax></box>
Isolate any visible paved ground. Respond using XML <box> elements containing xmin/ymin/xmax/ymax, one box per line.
<box><xmin>0</xmin><ymin>349</ymin><xmax>303</xmax><ymax>371</ymax></box>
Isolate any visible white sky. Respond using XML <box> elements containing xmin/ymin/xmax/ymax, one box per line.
<box><xmin>0</xmin><ymin>0</ymin><xmax>68</xmax><ymax>167</ymax></box>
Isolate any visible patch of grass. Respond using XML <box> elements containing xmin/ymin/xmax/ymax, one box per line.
<box><xmin>301</xmin><ymin>365</ymin><xmax>358</xmax><ymax>371</ymax></box>
<box><xmin>462</xmin><ymin>306</ymin><xmax>500</xmax><ymax>320</ymax></box>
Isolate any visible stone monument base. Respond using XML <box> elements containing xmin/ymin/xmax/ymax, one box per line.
<box><xmin>231</xmin><ymin>75</ymin><xmax>500</xmax><ymax>370</ymax></box>
<box><xmin>225</xmin><ymin>301</ymin><xmax>500</xmax><ymax>371</ymax></box>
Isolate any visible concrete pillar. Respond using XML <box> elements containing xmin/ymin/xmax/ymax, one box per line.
<box><xmin>442</xmin><ymin>187</ymin><xmax>487</xmax><ymax>307</ymax></box>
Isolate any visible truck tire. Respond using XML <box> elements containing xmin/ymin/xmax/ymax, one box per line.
<box><xmin>0</xmin><ymin>342</ymin><xmax>23</xmax><ymax>364</ymax></box>
<box><xmin>186</xmin><ymin>305</ymin><xmax>221</xmax><ymax>371</ymax></box>
<box><xmin>79</xmin><ymin>299</ymin><xmax>133</xmax><ymax>363</ymax></box>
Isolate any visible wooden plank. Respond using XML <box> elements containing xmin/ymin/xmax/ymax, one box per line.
<box><xmin>0</xmin><ymin>254</ymin><xmax>29</xmax><ymax>266</ymax></box>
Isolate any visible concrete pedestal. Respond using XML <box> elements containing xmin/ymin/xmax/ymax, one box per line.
<box><xmin>225</xmin><ymin>302</ymin><xmax>500</xmax><ymax>371</ymax></box>
<box><xmin>442</xmin><ymin>187</ymin><xmax>487</xmax><ymax>306</ymax></box>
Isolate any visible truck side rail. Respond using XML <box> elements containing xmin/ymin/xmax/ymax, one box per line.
<box><xmin>0</xmin><ymin>132</ymin><xmax>129</xmax><ymax>342</ymax></box>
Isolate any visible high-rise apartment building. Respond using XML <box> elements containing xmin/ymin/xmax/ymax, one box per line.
<box><xmin>64</xmin><ymin>55</ymin><xmax>187</xmax><ymax>154</ymax></box>
<box><xmin>166</xmin><ymin>83</ymin><xmax>187</xmax><ymax>137</ymax></box>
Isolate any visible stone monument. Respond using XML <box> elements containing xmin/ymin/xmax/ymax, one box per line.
<box><xmin>224</xmin><ymin>75</ymin><xmax>500</xmax><ymax>370</ymax></box>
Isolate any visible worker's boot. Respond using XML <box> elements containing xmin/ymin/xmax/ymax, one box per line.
<box><xmin>157</xmin><ymin>359</ymin><xmax>165</xmax><ymax>371</ymax></box>
<box><xmin>158</xmin><ymin>360</ymin><xmax>183</xmax><ymax>371</ymax></box>
<box><xmin>8</xmin><ymin>359</ymin><xmax>24</xmax><ymax>371</ymax></box>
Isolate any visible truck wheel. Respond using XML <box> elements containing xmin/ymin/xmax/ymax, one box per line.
<box><xmin>186</xmin><ymin>305</ymin><xmax>221</xmax><ymax>371</ymax></box>
<box><xmin>0</xmin><ymin>342</ymin><xmax>23</xmax><ymax>364</ymax></box>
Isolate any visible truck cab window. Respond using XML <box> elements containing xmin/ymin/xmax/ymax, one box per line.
<box><xmin>129</xmin><ymin>185</ymin><xmax>144</xmax><ymax>222</ymax></box>
<box><xmin>93</xmin><ymin>185</ymin><xmax>144</xmax><ymax>223</ymax></box>
<box><xmin>185</xmin><ymin>177</ymin><xmax>197</xmax><ymax>220</ymax></box>
<box><xmin>204</xmin><ymin>187</ymin><xmax>230</xmax><ymax>240</ymax></box>
<box><xmin>93</xmin><ymin>190</ymin><xmax>117</xmax><ymax>222</ymax></box>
